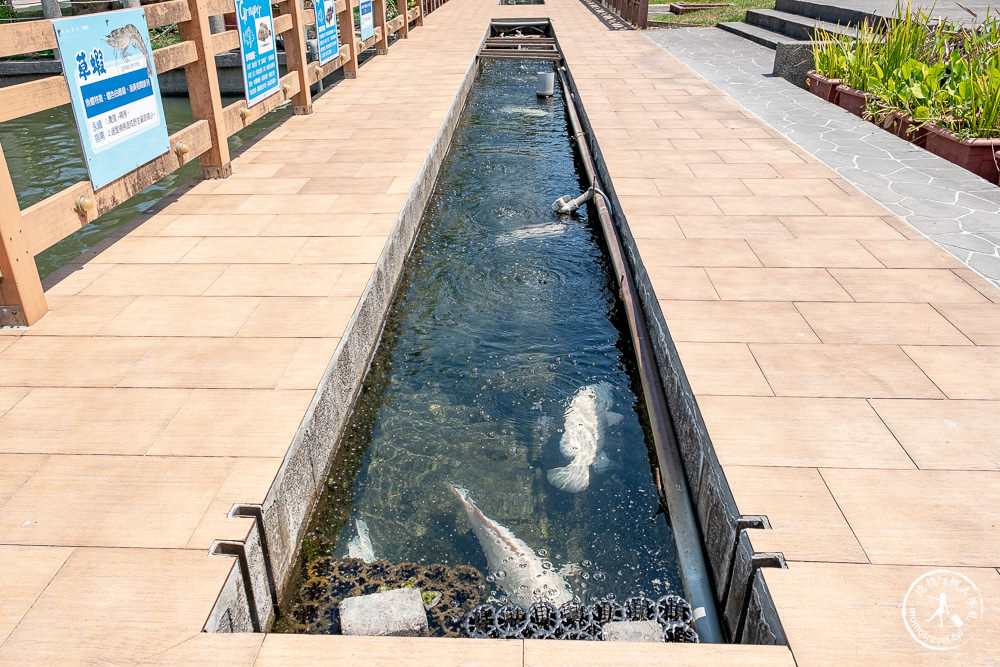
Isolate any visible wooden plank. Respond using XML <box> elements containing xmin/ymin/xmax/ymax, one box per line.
<box><xmin>308</xmin><ymin>54</ymin><xmax>347</xmax><ymax>84</ymax></box>
<box><xmin>279</xmin><ymin>0</ymin><xmax>313</xmax><ymax>115</ymax></box>
<box><xmin>373</xmin><ymin>0</ymin><xmax>389</xmax><ymax>54</ymax></box>
<box><xmin>0</xmin><ymin>3</ymin><xmax>189</xmax><ymax>59</ymax></box>
<box><xmin>338</xmin><ymin>0</ymin><xmax>359</xmax><ymax>78</ymax></box>
<box><xmin>21</xmin><ymin>121</ymin><xmax>212</xmax><ymax>258</ymax></box>
<box><xmin>0</xmin><ymin>144</ymin><xmax>48</xmax><ymax>324</ymax></box>
<box><xmin>145</xmin><ymin>0</ymin><xmax>191</xmax><ymax>29</ymax></box>
<box><xmin>387</xmin><ymin>15</ymin><xmax>404</xmax><ymax>36</ymax></box>
<box><xmin>0</xmin><ymin>76</ymin><xmax>69</xmax><ymax>125</ymax></box>
<box><xmin>222</xmin><ymin>72</ymin><xmax>299</xmax><ymax>136</ymax></box>
<box><xmin>0</xmin><ymin>21</ymin><xmax>56</xmax><ymax>58</ymax></box>
<box><xmin>204</xmin><ymin>0</ymin><xmax>235</xmax><ymax>16</ymax></box>
<box><xmin>181</xmin><ymin>0</ymin><xmax>232</xmax><ymax>178</ymax></box>
<box><xmin>153</xmin><ymin>40</ymin><xmax>198</xmax><ymax>74</ymax></box>
<box><xmin>212</xmin><ymin>30</ymin><xmax>241</xmax><ymax>54</ymax></box>
<box><xmin>398</xmin><ymin>1</ymin><xmax>410</xmax><ymax>38</ymax></box>
<box><xmin>273</xmin><ymin>13</ymin><xmax>293</xmax><ymax>35</ymax></box>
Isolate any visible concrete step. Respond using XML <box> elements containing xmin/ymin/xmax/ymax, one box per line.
<box><xmin>774</xmin><ymin>0</ymin><xmax>879</xmax><ymax>28</ymax></box>
<box><xmin>746</xmin><ymin>8</ymin><xmax>860</xmax><ymax>40</ymax></box>
<box><xmin>717</xmin><ymin>21</ymin><xmax>801</xmax><ymax>50</ymax></box>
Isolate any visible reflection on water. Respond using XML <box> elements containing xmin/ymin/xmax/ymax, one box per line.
<box><xmin>290</xmin><ymin>59</ymin><xmax>679</xmax><ymax>623</ymax></box>
<box><xmin>0</xmin><ymin>96</ymin><xmax>291</xmax><ymax>278</ymax></box>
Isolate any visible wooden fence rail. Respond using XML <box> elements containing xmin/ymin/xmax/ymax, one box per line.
<box><xmin>598</xmin><ymin>0</ymin><xmax>648</xmax><ymax>28</ymax></box>
<box><xmin>0</xmin><ymin>0</ymin><xmax>425</xmax><ymax>326</ymax></box>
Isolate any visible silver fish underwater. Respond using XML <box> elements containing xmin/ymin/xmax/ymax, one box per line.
<box><xmin>547</xmin><ymin>382</ymin><xmax>623</xmax><ymax>493</ymax></box>
<box><xmin>451</xmin><ymin>484</ymin><xmax>574</xmax><ymax>608</ymax></box>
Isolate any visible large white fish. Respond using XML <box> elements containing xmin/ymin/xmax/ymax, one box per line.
<box><xmin>346</xmin><ymin>518</ymin><xmax>376</xmax><ymax>563</ymax></box>
<box><xmin>450</xmin><ymin>485</ymin><xmax>574</xmax><ymax>608</ymax></box>
<box><xmin>496</xmin><ymin>222</ymin><xmax>567</xmax><ymax>246</ymax></box>
<box><xmin>547</xmin><ymin>382</ymin><xmax>623</xmax><ymax>493</ymax></box>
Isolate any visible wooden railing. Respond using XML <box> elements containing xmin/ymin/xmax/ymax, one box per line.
<box><xmin>598</xmin><ymin>0</ymin><xmax>648</xmax><ymax>28</ymax></box>
<box><xmin>0</xmin><ymin>0</ymin><xmax>425</xmax><ymax>326</ymax></box>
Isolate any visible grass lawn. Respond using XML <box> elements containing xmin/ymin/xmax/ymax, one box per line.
<box><xmin>648</xmin><ymin>0</ymin><xmax>776</xmax><ymax>26</ymax></box>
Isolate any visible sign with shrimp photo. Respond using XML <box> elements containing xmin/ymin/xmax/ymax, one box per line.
<box><xmin>314</xmin><ymin>0</ymin><xmax>340</xmax><ymax>66</ymax></box>
<box><xmin>52</xmin><ymin>9</ymin><xmax>169</xmax><ymax>189</ymax></box>
<box><xmin>234</xmin><ymin>0</ymin><xmax>282</xmax><ymax>108</ymax></box>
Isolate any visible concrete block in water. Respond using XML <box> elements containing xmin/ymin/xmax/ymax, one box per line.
<box><xmin>602</xmin><ymin>621</ymin><xmax>665</xmax><ymax>642</ymax></box>
<box><xmin>339</xmin><ymin>587</ymin><xmax>429</xmax><ymax>637</ymax></box>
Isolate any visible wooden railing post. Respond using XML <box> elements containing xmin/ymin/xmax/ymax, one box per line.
<box><xmin>397</xmin><ymin>0</ymin><xmax>409</xmax><ymax>37</ymax></box>
<box><xmin>412</xmin><ymin>0</ymin><xmax>422</xmax><ymax>26</ymax></box>
<box><xmin>374</xmin><ymin>0</ymin><xmax>389</xmax><ymax>54</ymax></box>
<box><xmin>282</xmin><ymin>0</ymin><xmax>314</xmax><ymax>114</ymax></box>
<box><xmin>338</xmin><ymin>0</ymin><xmax>359</xmax><ymax>78</ymax></box>
<box><xmin>0</xmin><ymin>144</ymin><xmax>47</xmax><ymax>326</ymax></box>
<box><xmin>178</xmin><ymin>0</ymin><xmax>232</xmax><ymax>178</ymax></box>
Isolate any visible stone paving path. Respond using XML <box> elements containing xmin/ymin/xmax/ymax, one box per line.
<box><xmin>1</xmin><ymin>0</ymin><xmax>999</xmax><ymax>663</ymax></box>
<box><xmin>646</xmin><ymin>26</ymin><xmax>1000</xmax><ymax>288</ymax></box>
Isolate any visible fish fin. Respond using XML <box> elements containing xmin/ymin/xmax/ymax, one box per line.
<box><xmin>547</xmin><ymin>463</ymin><xmax>590</xmax><ymax>493</ymax></box>
<box><xmin>606</xmin><ymin>411</ymin><xmax>624</xmax><ymax>426</ymax></box>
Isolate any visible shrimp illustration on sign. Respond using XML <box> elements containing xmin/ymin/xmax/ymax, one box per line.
<box><xmin>104</xmin><ymin>24</ymin><xmax>152</xmax><ymax>77</ymax></box>
<box><xmin>325</xmin><ymin>0</ymin><xmax>335</xmax><ymax>23</ymax></box>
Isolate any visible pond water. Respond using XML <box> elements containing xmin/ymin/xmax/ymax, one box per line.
<box><xmin>285</xmin><ymin>59</ymin><xmax>681</xmax><ymax>632</ymax></box>
<box><xmin>0</xmin><ymin>95</ymin><xmax>291</xmax><ymax>278</ymax></box>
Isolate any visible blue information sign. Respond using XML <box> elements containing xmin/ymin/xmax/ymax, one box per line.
<box><xmin>52</xmin><ymin>9</ymin><xmax>169</xmax><ymax>190</ymax></box>
<box><xmin>360</xmin><ymin>0</ymin><xmax>374</xmax><ymax>41</ymax></box>
<box><xmin>234</xmin><ymin>0</ymin><xmax>281</xmax><ymax>108</ymax></box>
<box><xmin>315</xmin><ymin>0</ymin><xmax>340</xmax><ymax>65</ymax></box>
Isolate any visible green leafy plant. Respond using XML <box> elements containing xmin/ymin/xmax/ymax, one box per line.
<box><xmin>810</xmin><ymin>3</ymin><xmax>1000</xmax><ymax>139</ymax></box>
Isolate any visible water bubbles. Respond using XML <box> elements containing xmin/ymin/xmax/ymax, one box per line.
<box><xmin>494</xmin><ymin>570</ymin><xmax>507</xmax><ymax>579</ymax></box>
<box><xmin>581</xmin><ymin>560</ymin><xmax>592</xmax><ymax>568</ymax></box>
<box><xmin>538</xmin><ymin>549</ymin><xmax>547</xmax><ymax>557</ymax></box>
<box><xmin>541</xmin><ymin>561</ymin><xmax>552</xmax><ymax>570</ymax></box>
<box><xmin>593</xmin><ymin>572</ymin><xmax>606</xmax><ymax>582</ymax></box>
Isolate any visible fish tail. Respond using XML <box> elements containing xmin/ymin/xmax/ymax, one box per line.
<box><xmin>547</xmin><ymin>463</ymin><xmax>590</xmax><ymax>493</ymax></box>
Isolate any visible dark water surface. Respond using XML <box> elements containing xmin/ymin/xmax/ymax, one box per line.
<box><xmin>0</xmin><ymin>96</ymin><xmax>291</xmax><ymax>278</ymax></box>
<box><xmin>292</xmin><ymin>59</ymin><xmax>681</xmax><ymax>620</ymax></box>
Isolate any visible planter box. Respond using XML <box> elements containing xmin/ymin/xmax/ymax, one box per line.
<box><xmin>835</xmin><ymin>84</ymin><xmax>870</xmax><ymax>117</ymax></box>
<box><xmin>806</xmin><ymin>71</ymin><xmax>841</xmax><ymax>104</ymax></box>
<box><xmin>924</xmin><ymin>124</ymin><xmax>1000</xmax><ymax>183</ymax></box>
<box><xmin>880</xmin><ymin>111</ymin><xmax>928</xmax><ymax>148</ymax></box>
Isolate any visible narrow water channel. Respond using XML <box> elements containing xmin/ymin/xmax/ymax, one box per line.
<box><xmin>282</xmin><ymin>59</ymin><xmax>681</xmax><ymax>635</ymax></box>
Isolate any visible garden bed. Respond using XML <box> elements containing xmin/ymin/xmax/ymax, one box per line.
<box><xmin>808</xmin><ymin>4</ymin><xmax>1000</xmax><ymax>185</ymax></box>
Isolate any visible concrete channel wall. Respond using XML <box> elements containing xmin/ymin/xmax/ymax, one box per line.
<box><xmin>561</xmin><ymin>63</ymin><xmax>788</xmax><ymax>646</ymax></box>
<box><xmin>205</xmin><ymin>45</ymin><xmax>787</xmax><ymax>646</ymax></box>
<box><xmin>204</xmin><ymin>55</ymin><xmax>482</xmax><ymax>632</ymax></box>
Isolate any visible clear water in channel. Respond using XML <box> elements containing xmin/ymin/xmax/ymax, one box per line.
<box><xmin>300</xmin><ymin>58</ymin><xmax>680</xmax><ymax>607</ymax></box>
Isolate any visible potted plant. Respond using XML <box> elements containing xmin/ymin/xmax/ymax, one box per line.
<box><xmin>922</xmin><ymin>27</ymin><xmax>1000</xmax><ymax>182</ymax></box>
<box><xmin>834</xmin><ymin>21</ymin><xmax>879</xmax><ymax>117</ymax></box>
<box><xmin>808</xmin><ymin>30</ymin><xmax>846</xmax><ymax>103</ymax></box>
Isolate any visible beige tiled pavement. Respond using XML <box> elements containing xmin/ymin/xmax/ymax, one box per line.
<box><xmin>0</xmin><ymin>0</ymin><xmax>996</xmax><ymax>662</ymax></box>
